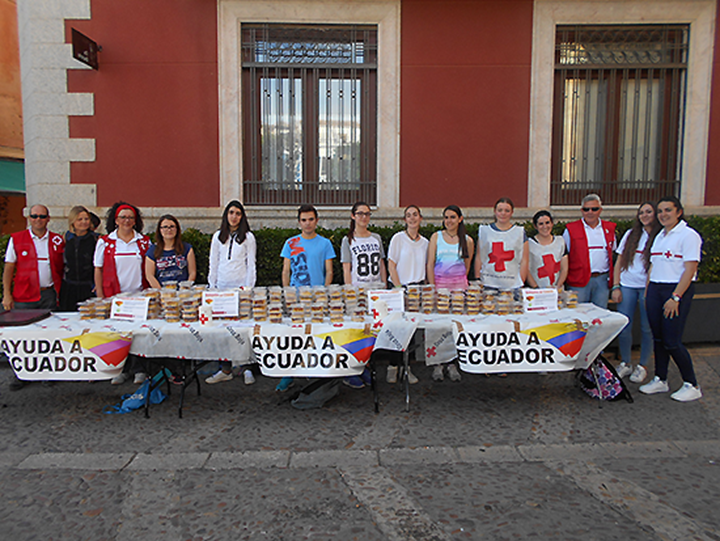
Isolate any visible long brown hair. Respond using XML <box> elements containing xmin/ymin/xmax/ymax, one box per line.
<box><xmin>155</xmin><ymin>215</ymin><xmax>184</xmax><ymax>255</ymax></box>
<box><xmin>347</xmin><ymin>201</ymin><xmax>370</xmax><ymax>243</ymax></box>
<box><xmin>443</xmin><ymin>205</ymin><xmax>469</xmax><ymax>259</ymax></box>
<box><xmin>620</xmin><ymin>201</ymin><xmax>661</xmax><ymax>273</ymax></box>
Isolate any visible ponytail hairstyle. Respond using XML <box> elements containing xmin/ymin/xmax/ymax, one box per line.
<box><xmin>347</xmin><ymin>201</ymin><xmax>370</xmax><ymax>244</ymax></box>
<box><xmin>218</xmin><ymin>200</ymin><xmax>250</xmax><ymax>244</ymax></box>
<box><xmin>620</xmin><ymin>202</ymin><xmax>661</xmax><ymax>273</ymax></box>
<box><xmin>443</xmin><ymin>205</ymin><xmax>469</xmax><ymax>259</ymax></box>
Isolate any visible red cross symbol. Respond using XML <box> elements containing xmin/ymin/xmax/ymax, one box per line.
<box><xmin>371</xmin><ymin>308</ymin><xmax>380</xmax><ymax>318</ymax></box>
<box><xmin>427</xmin><ymin>346</ymin><xmax>437</xmax><ymax>358</ymax></box>
<box><xmin>537</xmin><ymin>254</ymin><xmax>560</xmax><ymax>284</ymax></box>
<box><xmin>592</xmin><ymin>318</ymin><xmax>602</xmax><ymax>325</ymax></box>
<box><xmin>373</xmin><ymin>320</ymin><xmax>383</xmax><ymax>329</ymax></box>
<box><xmin>488</xmin><ymin>242</ymin><xmax>515</xmax><ymax>272</ymax></box>
<box><xmin>664</xmin><ymin>250</ymin><xmax>673</xmax><ymax>259</ymax></box>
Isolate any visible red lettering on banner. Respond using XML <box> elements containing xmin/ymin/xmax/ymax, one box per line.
<box><xmin>537</xmin><ymin>254</ymin><xmax>560</xmax><ymax>284</ymax></box>
<box><xmin>488</xmin><ymin>242</ymin><xmax>514</xmax><ymax>272</ymax></box>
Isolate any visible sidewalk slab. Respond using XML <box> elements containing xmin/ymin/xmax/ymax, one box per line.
<box><xmin>380</xmin><ymin>446</ymin><xmax>458</xmax><ymax>466</ymax></box>
<box><xmin>205</xmin><ymin>450</ymin><xmax>290</xmax><ymax>470</ymax></box>
<box><xmin>17</xmin><ymin>452</ymin><xmax>134</xmax><ymax>470</ymax></box>
<box><xmin>600</xmin><ymin>441</ymin><xmax>687</xmax><ymax>459</ymax></box>
<box><xmin>290</xmin><ymin>449</ymin><xmax>378</xmax><ymax>469</ymax></box>
<box><xmin>126</xmin><ymin>452</ymin><xmax>209</xmax><ymax>470</ymax></box>
<box><xmin>456</xmin><ymin>445</ymin><xmax>523</xmax><ymax>463</ymax></box>
<box><xmin>517</xmin><ymin>443</ymin><xmax>611</xmax><ymax>462</ymax></box>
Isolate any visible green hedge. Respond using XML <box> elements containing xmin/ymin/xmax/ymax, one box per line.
<box><xmin>2</xmin><ymin>215</ymin><xmax>720</xmax><ymax>291</ymax></box>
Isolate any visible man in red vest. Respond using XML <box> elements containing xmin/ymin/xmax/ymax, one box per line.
<box><xmin>2</xmin><ymin>204</ymin><xmax>65</xmax><ymax>390</ymax></box>
<box><xmin>562</xmin><ymin>194</ymin><xmax>616</xmax><ymax>308</ymax></box>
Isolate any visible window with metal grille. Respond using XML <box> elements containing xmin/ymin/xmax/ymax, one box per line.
<box><xmin>551</xmin><ymin>25</ymin><xmax>688</xmax><ymax>205</ymax></box>
<box><xmin>241</xmin><ymin>24</ymin><xmax>377</xmax><ymax>206</ymax></box>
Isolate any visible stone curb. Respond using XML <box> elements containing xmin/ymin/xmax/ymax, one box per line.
<box><xmin>8</xmin><ymin>440</ymin><xmax>720</xmax><ymax>471</ymax></box>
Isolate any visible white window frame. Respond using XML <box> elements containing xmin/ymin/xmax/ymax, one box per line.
<box><xmin>218</xmin><ymin>0</ymin><xmax>400</xmax><ymax>208</ymax></box>
<box><xmin>528</xmin><ymin>0</ymin><xmax>716</xmax><ymax>207</ymax></box>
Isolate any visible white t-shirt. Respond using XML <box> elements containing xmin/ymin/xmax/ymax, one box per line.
<box><xmin>387</xmin><ymin>231</ymin><xmax>429</xmax><ymax>286</ymax></box>
<box><xmin>616</xmin><ymin>229</ymin><xmax>650</xmax><ymax>288</ymax></box>
<box><xmin>93</xmin><ymin>231</ymin><xmax>145</xmax><ymax>294</ymax></box>
<box><xmin>341</xmin><ymin>233</ymin><xmax>385</xmax><ymax>285</ymax></box>
<box><xmin>5</xmin><ymin>230</ymin><xmax>54</xmax><ymax>287</ymax></box>
<box><xmin>649</xmin><ymin>221</ymin><xmax>702</xmax><ymax>283</ymax></box>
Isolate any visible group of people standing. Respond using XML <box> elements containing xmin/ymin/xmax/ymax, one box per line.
<box><xmin>1</xmin><ymin>195</ymin><xmax>703</xmax><ymax>402</ymax></box>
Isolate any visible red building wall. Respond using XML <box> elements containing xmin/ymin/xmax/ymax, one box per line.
<box><xmin>400</xmin><ymin>0</ymin><xmax>534</xmax><ymax>208</ymax></box>
<box><xmin>66</xmin><ymin>0</ymin><xmax>219</xmax><ymax>207</ymax></box>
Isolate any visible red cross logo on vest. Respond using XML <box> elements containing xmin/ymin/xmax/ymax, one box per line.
<box><xmin>488</xmin><ymin>242</ymin><xmax>514</xmax><ymax>272</ymax></box>
<box><xmin>537</xmin><ymin>254</ymin><xmax>560</xmax><ymax>284</ymax></box>
<box><xmin>664</xmin><ymin>250</ymin><xmax>673</xmax><ymax>259</ymax></box>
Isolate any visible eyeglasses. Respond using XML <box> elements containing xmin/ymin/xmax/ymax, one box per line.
<box><xmin>581</xmin><ymin>207</ymin><xmax>600</xmax><ymax>212</ymax></box>
<box><xmin>160</xmin><ymin>225</ymin><xmax>176</xmax><ymax>230</ymax></box>
<box><xmin>117</xmin><ymin>215</ymin><xmax>135</xmax><ymax>221</ymax></box>
<box><xmin>354</xmin><ymin>211</ymin><xmax>371</xmax><ymax>217</ymax></box>
<box><xmin>29</xmin><ymin>214</ymin><xmax>48</xmax><ymax>219</ymax></box>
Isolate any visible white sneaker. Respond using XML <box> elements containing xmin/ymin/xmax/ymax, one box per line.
<box><xmin>671</xmin><ymin>382</ymin><xmax>702</xmax><ymax>402</ymax></box>
<box><xmin>432</xmin><ymin>365</ymin><xmax>444</xmax><ymax>382</ymax></box>
<box><xmin>133</xmin><ymin>372</ymin><xmax>147</xmax><ymax>384</ymax></box>
<box><xmin>243</xmin><ymin>370</ymin><xmax>255</xmax><ymax>385</ymax></box>
<box><xmin>386</xmin><ymin>365</ymin><xmax>398</xmax><ymax>384</ymax></box>
<box><xmin>205</xmin><ymin>370</ymin><xmax>233</xmax><ymax>384</ymax></box>
<box><xmin>111</xmin><ymin>373</ymin><xmax>129</xmax><ymax>385</ymax></box>
<box><xmin>406</xmin><ymin>366</ymin><xmax>419</xmax><ymax>385</ymax></box>
<box><xmin>616</xmin><ymin>362</ymin><xmax>632</xmax><ymax>379</ymax></box>
<box><xmin>639</xmin><ymin>376</ymin><xmax>669</xmax><ymax>395</ymax></box>
<box><xmin>629</xmin><ymin>365</ymin><xmax>647</xmax><ymax>384</ymax></box>
<box><xmin>447</xmin><ymin>363</ymin><xmax>461</xmax><ymax>382</ymax></box>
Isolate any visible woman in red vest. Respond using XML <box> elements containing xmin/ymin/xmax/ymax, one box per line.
<box><xmin>93</xmin><ymin>201</ymin><xmax>151</xmax><ymax>385</ymax></box>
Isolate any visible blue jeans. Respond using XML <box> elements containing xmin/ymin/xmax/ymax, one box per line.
<box><xmin>646</xmin><ymin>282</ymin><xmax>696</xmax><ymax>386</ymax></box>
<box><xmin>616</xmin><ymin>286</ymin><xmax>652</xmax><ymax>367</ymax></box>
<box><xmin>568</xmin><ymin>273</ymin><xmax>609</xmax><ymax>309</ymax></box>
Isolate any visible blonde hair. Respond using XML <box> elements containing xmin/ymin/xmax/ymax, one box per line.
<box><xmin>67</xmin><ymin>205</ymin><xmax>91</xmax><ymax>233</ymax></box>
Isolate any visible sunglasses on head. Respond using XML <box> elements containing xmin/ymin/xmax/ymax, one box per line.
<box><xmin>29</xmin><ymin>214</ymin><xmax>48</xmax><ymax>219</ymax></box>
<box><xmin>581</xmin><ymin>207</ymin><xmax>600</xmax><ymax>212</ymax></box>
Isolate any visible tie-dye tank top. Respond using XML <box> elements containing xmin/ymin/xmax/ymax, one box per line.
<box><xmin>434</xmin><ymin>232</ymin><xmax>469</xmax><ymax>290</ymax></box>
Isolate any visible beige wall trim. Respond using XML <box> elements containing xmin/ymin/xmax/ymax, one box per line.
<box><xmin>529</xmin><ymin>0</ymin><xmax>717</xmax><ymax>208</ymax></box>
<box><xmin>217</xmin><ymin>0</ymin><xmax>401</xmax><ymax>208</ymax></box>
<box><xmin>16</xmin><ymin>0</ymin><xmax>97</xmax><ymax>208</ymax></box>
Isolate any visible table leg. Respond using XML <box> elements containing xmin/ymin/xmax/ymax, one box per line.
<box><xmin>371</xmin><ymin>356</ymin><xmax>379</xmax><ymax>414</ymax></box>
<box><xmin>403</xmin><ymin>348</ymin><xmax>410</xmax><ymax>413</ymax></box>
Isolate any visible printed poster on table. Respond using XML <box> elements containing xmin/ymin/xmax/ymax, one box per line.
<box><xmin>367</xmin><ymin>289</ymin><xmax>405</xmax><ymax>319</ymax></box>
<box><xmin>522</xmin><ymin>288</ymin><xmax>558</xmax><ymax>314</ymax></box>
<box><xmin>252</xmin><ymin>323</ymin><xmax>375</xmax><ymax>377</ymax></box>
<box><xmin>111</xmin><ymin>296</ymin><xmax>150</xmax><ymax>321</ymax></box>
<box><xmin>202</xmin><ymin>290</ymin><xmax>239</xmax><ymax>318</ymax></box>
<box><xmin>2</xmin><ymin>329</ymin><xmax>132</xmax><ymax>381</ymax></box>
<box><xmin>453</xmin><ymin>318</ymin><xmax>588</xmax><ymax>373</ymax></box>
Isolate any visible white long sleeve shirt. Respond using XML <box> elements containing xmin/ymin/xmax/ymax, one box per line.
<box><xmin>207</xmin><ymin>230</ymin><xmax>256</xmax><ymax>288</ymax></box>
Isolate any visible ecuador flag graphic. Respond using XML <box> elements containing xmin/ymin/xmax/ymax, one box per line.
<box><xmin>519</xmin><ymin>322</ymin><xmax>587</xmax><ymax>358</ymax></box>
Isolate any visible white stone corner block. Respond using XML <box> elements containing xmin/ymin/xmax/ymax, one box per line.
<box><xmin>26</xmin><ymin>183</ymin><xmax>96</xmax><ymax>208</ymax></box>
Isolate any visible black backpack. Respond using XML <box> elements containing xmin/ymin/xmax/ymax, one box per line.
<box><xmin>578</xmin><ymin>355</ymin><xmax>633</xmax><ymax>402</ymax></box>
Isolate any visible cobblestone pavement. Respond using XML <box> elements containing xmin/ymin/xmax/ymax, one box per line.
<box><xmin>0</xmin><ymin>347</ymin><xmax>718</xmax><ymax>540</ymax></box>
